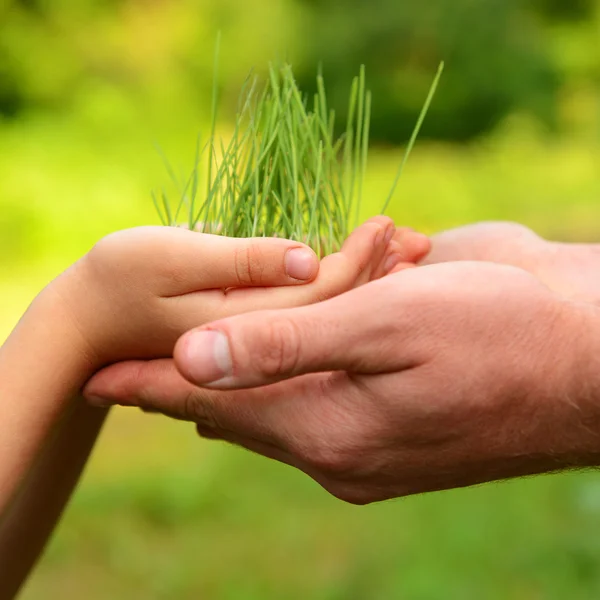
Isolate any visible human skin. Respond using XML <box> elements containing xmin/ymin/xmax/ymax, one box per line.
<box><xmin>85</xmin><ymin>222</ymin><xmax>600</xmax><ymax>505</ymax></box>
<box><xmin>0</xmin><ymin>217</ymin><xmax>426</xmax><ymax>599</ymax></box>
<box><xmin>419</xmin><ymin>222</ymin><xmax>600</xmax><ymax>304</ymax></box>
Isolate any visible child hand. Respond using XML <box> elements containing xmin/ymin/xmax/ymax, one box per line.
<box><xmin>43</xmin><ymin>217</ymin><xmax>429</xmax><ymax>370</ymax></box>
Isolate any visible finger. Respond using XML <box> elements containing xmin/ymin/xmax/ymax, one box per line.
<box><xmin>290</xmin><ymin>215</ymin><xmax>394</xmax><ymax>298</ymax></box>
<box><xmin>173</xmin><ymin>274</ymin><xmax>415</xmax><ymax>389</ymax></box>
<box><xmin>183</xmin><ymin>217</ymin><xmax>396</xmax><ymax>318</ymax></box>
<box><xmin>146</xmin><ymin>228</ymin><xmax>320</xmax><ymax>294</ymax></box>
<box><xmin>84</xmin><ymin>359</ymin><xmax>304</xmax><ymax>447</ymax></box>
<box><xmin>84</xmin><ymin>360</ymin><xmax>202</xmax><ymax>421</ymax></box>
<box><xmin>380</xmin><ymin>228</ymin><xmax>431</xmax><ymax>276</ymax></box>
<box><xmin>349</xmin><ymin>216</ymin><xmax>395</xmax><ymax>287</ymax></box>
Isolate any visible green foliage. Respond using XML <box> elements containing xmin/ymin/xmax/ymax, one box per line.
<box><xmin>528</xmin><ymin>0</ymin><xmax>597</xmax><ymax>21</ymax></box>
<box><xmin>295</xmin><ymin>0</ymin><xmax>561</xmax><ymax>142</ymax></box>
<box><xmin>157</xmin><ymin>59</ymin><xmax>443</xmax><ymax>253</ymax></box>
<box><xmin>1</xmin><ymin>0</ymin><xmax>599</xmax><ymax>143</ymax></box>
<box><xmin>20</xmin><ymin>435</ymin><xmax>600</xmax><ymax>600</ymax></box>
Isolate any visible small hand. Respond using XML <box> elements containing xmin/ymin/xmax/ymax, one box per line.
<box><xmin>84</xmin><ymin>261</ymin><xmax>600</xmax><ymax>503</ymax></box>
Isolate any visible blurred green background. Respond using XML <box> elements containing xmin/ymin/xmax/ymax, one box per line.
<box><xmin>1</xmin><ymin>0</ymin><xmax>600</xmax><ymax>598</ymax></box>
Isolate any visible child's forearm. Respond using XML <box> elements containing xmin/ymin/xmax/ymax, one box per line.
<box><xmin>0</xmin><ymin>278</ymin><xmax>105</xmax><ymax>598</ymax></box>
<box><xmin>0</xmin><ymin>402</ymin><xmax>107</xmax><ymax>599</ymax></box>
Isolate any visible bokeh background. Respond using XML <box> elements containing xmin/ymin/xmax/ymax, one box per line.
<box><xmin>1</xmin><ymin>0</ymin><xmax>600</xmax><ymax>597</ymax></box>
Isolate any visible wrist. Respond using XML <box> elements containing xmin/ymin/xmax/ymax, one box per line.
<box><xmin>2</xmin><ymin>268</ymin><xmax>100</xmax><ymax>388</ymax></box>
<box><xmin>38</xmin><ymin>255</ymin><xmax>123</xmax><ymax>369</ymax></box>
<box><xmin>539</xmin><ymin>300</ymin><xmax>600</xmax><ymax>468</ymax></box>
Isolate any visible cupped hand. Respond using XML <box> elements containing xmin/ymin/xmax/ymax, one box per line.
<box><xmin>84</xmin><ymin>261</ymin><xmax>600</xmax><ymax>503</ymax></box>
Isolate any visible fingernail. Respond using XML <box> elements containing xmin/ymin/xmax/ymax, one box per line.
<box><xmin>383</xmin><ymin>253</ymin><xmax>402</xmax><ymax>273</ymax></box>
<box><xmin>285</xmin><ymin>248</ymin><xmax>318</xmax><ymax>281</ymax></box>
<box><xmin>384</xmin><ymin>226</ymin><xmax>395</xmax><ymax>246</ymax></box>
<box><xmin>86</xmin><ymin>395</ymin><xmax>115</xmax><ymax>408</ymax></box>
<box><xmin>182</xmin><ymin>330</ymin><xmax>233</xmax><ymax>384</ymax></box>
<box><xmin>372</xmin><ymin>227</ymin><xmax>384</xmax><ymax>249</ymax></box>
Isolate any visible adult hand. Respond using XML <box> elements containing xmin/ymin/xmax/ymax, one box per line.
<box><xmin>84</xmin><ymin>261</ymin><xmax>600</xmax><ymax>503</ymax></box>
<box><xmin>417</xmin><ymin>221</ymin><xmax>600</xmax><ymax>304</ymax></box>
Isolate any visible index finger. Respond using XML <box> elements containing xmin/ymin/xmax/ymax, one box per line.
<box><xmin>84</xmin><ymin>358</ymin><xmax>311</xmax><ymax>450</ymax></box>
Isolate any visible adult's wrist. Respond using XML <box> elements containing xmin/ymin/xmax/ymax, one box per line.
<box><xmin>544</xmin><ymin>300</ymin><xmax>600</xmax><ymax>468</ymax></box>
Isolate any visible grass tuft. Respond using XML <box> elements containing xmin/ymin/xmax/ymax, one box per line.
<box><xmin>154</xmin><ymin>50</ymin><xmax>443</xmax><ymax>255</ymax></box>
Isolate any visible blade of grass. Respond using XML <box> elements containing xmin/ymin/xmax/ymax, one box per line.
<box><xmin>382</xmin><ymin>61</ymin><xmax>445</xmax><ymax>214</ymax></box>
<box><xmin>205</xmin><ymin>32</ymin><xmax>221</xmax><ymax>214</ymax></box>
<box><xmin>151</xmin><ymin>191</ymin><xmax>167</xmax><ymax>226</ymax></box>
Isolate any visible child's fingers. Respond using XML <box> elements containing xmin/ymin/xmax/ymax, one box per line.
<box><xmin>185</xmin><ymin>217</ymin><xmax>394</xmax><ymax>318</ymax></box>
<box><xmin>343</xmin><ymin>216</ymin><xmax>395</xmax><ymax>288</ymax></box>
<box><xmin>375</xmin><ymin>228</ymin><xmax>432</xmax><ymax>278</ymax></box>
<box><xmin>152</xmin><ymin>231</ymin><xmax>320</xmax><ymax>295</ymax></box>
<box><xmin>394</xmin><ymin>227</ymin><xmax>431</xmax><ymax>262</ymax></box>
<box><xmin>90</xmin><ymin>227</ymin><xmax>320</xmax><ymax>295</ymax></box>
<box><xmin>84</xmin><ymin>359</ymin><xmax>205</xmax><ymax>421</ymax></box>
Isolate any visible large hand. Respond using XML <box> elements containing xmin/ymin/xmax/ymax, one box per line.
<box><xmin>418</xmin><ymin>221</ymin><xmax>600</xmax><ymax>303</ymax></box>
<box><xmin>84</xmin><ymin>262</ymin><xmax>600</xmax><ymax>503</ymax></box>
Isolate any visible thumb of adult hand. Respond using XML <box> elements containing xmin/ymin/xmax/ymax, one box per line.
<box><xmin>173</xmin><ymin>286</ymin><xmax>395</xmax><ymax>390</ymax></box>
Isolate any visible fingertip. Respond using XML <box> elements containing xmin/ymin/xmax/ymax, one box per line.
<box><xmin>389</xmin><ymin>230</ymin><xmax>432</xmax><ymax>263</ymax></box>
<box><xmin>82</xmin><ymin>371</ymin><xmax>111</xmax><ymax>401</ymax></box>
<box><xmin>83</xmin><ymin>361</ymin><xmax>141</xmax><ymax>405</ymax></box>
<box><xmin>174</xmin><ymin>328</ymin><xmax>233</xmax><ymax>387</ymax></box>
<box><xmin>285</xmin><ymin>246</ymin><xmax>319</xmax><ymax>282</ymax></box>
<box><xmin>411</xmin><ymin>233</ymin><xmax>433</xmax><ymax>262</ymax></box>
<box><xmin>365</xmin><ymin>215</ymin><xmax>396</xmax><ymax>231</ymax></box>
<box><xmin>392</xmin><ymin>226</ymin><xmax>415</xmax><ymax>241</ymax></box>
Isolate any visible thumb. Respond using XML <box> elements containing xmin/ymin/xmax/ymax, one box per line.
<box><xmin>174</xmin><ymin>278</ymin><xmax>408</xmax><ymax>390</ymax></box>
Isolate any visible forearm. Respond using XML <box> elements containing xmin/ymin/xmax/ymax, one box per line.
<box><xmin>0</xmin><ymin>403</ymin><xmax>107</xmax><ymax>600</ymax></box>
<box><xmin>0</xmin><ymin>283</ymin><xmax>104</xmax><ymax>597</ymax></box>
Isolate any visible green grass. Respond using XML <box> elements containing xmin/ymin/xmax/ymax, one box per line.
<box><xmin>20</xmin><ymin>424</ymin><xmax>600</xmax><ymax>600</ymax></box>
<box><xmin>2</xmin><ymin>114</ymin><xmax>600</xmax><ymax>599</ymax></box>
<box><xmin>155</xmin><ymin>53</ymin><xmax>443</xmax><ymax>255</ymax></box>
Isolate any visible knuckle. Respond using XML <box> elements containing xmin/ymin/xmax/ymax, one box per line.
<box><xmin>250</xmin><ymin>317</ymin><xmax>304</xmax><ymax>379</ymax></box>
<box><xmin>182</xmin><ymin>390</ymin><xmax>217</xmax><ymax>426</ymax></box>
<box><xmin>234</xmin><ymin>245</ymin><xmax>265</xmax><ymax>286</ymax></box>
<box><xmin>86</xmin><ymin>230</ymin><xmax>149</xmax><ymax>283</ymax></box>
